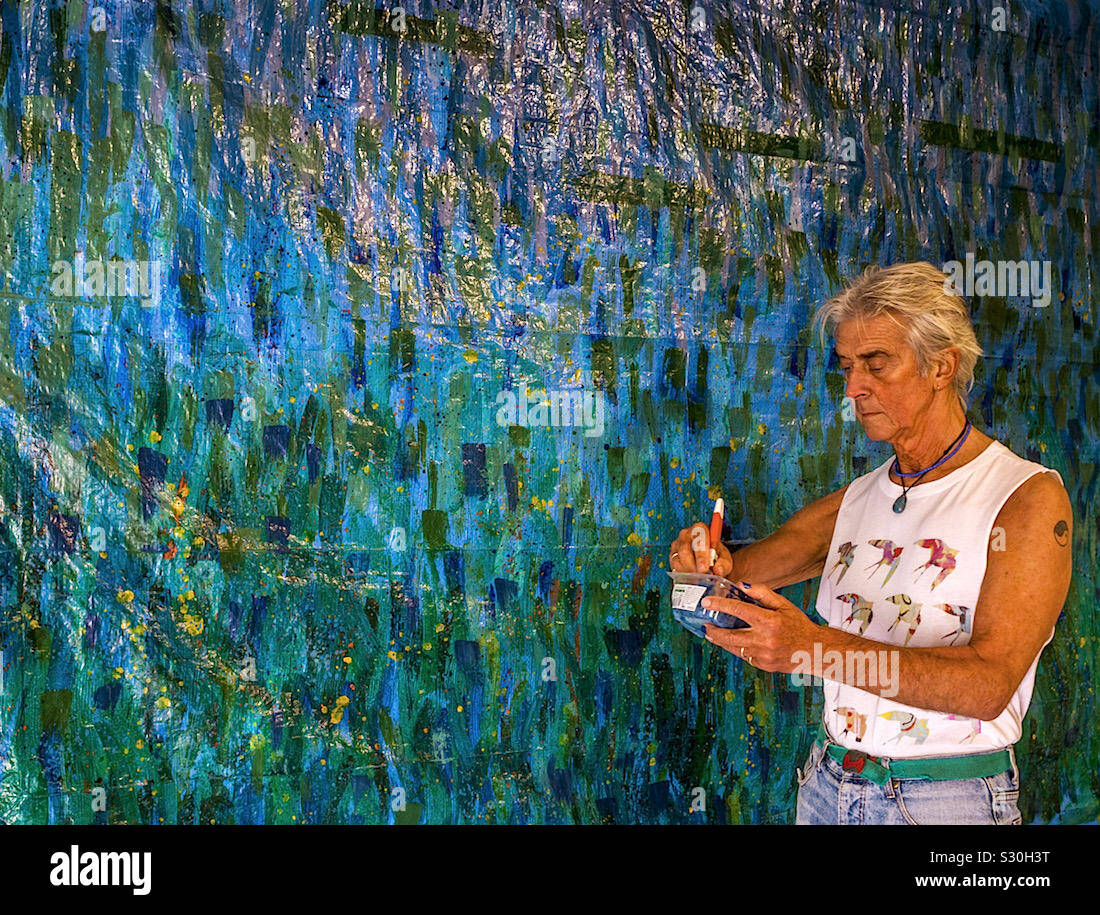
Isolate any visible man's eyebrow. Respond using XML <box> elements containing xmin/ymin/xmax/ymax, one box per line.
<box><xmin>834</xmin><ymin>348</ymin><xmax>890</xmax><ymax>361</ymax></box>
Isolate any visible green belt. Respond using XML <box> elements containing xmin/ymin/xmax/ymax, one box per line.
<box><xmin>815</xmin><ymin>720</ymin><xmax>1011</xmax><ymax>786</ymax></box>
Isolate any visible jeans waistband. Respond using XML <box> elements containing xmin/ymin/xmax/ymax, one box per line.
<box><xmin>815</xmin><ymin>718</ymin><xmax>1014</xmax><ymax>785</ymax></box>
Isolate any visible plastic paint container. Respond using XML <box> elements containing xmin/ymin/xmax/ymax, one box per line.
<box><xmin>668</xmin><ymin>571</ymin><xmax>762</xmax><ymax>638</ymax></box>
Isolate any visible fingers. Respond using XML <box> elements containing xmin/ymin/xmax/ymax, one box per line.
<box><xmin>670</xmin><ymin>526</ymin><xmax>735</xmax><ymax>576</ymax></box>
<box><xmin>712</xmin><ymin>543</ymin><xmax>733</xmax><ymax>578</ymax></box>
<box><xmin>734</xmin><ymin>580</ymin><xmax>787</xmax><ymax>611</ymax></box>
<box><xmin>670</xmin><ymin>531</ymin><xmax>696</xmax><ymax>571</ymax></box>
<box><xmin>702</xmin><ymin>595</ymin><xmax>766</xmax><ymax>626</ymax></box>
<box><xmin>688</xmin><ymin>523</ymin><xmax>711</xmax><ymax>572</ymax></box>
<box><xmin>703</xmin><ymin>626</ymin><xmax>769</xmax><ymax>669</ymax></box>
<box><xmin>701</xmin><ymin>625</ymin><xmax>755</xmax><ymax>661</ymax></box>
<box><xmin>669</xmin><ymin>524</ymin><xmax>712</xmax><ymax>573</ymax></box>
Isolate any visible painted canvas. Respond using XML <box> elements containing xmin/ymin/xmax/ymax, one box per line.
<box><xmin>0</xmin><ymin>0</ymin><xmax>1096</xmax><ymax>825</ymax></box>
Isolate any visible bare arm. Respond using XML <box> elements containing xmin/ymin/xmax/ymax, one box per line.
<box><xmin>727</xmin><ymin>485</ymin><xmax>850</xmax><ymax>589</ymax></box>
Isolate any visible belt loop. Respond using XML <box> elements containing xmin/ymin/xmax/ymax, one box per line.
<box><xmin>819</xmin><ymin>735</ymin><xmax>837</xmax><ymax>776</ymax></box>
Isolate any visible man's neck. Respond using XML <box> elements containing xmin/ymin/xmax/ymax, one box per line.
<box><xmin>892</xmin><ymin>412</ymin><xmax>976</xmax><ymax>479</ymax></box>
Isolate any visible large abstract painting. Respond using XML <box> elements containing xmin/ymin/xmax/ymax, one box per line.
<box><xmin>0</xmin><ymin>0</ymin><xmax>1096</xmax><ymax>824</ymax></box>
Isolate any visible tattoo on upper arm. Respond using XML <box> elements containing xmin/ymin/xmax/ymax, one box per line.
<box><xmin>1054</xmin><ymin>519</ymin><xmax>1069</xmax><ymax>546</ymax></box>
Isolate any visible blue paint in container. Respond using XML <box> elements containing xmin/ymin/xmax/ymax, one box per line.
<box><xmin>668</xmin><ymin>572</ymin><xmax>764</xmax><ymax>638</ymax></box>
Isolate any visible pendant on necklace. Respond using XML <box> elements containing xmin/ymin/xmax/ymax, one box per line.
<box><xmin>892</xmin><ymin>494</ymin><xmax>907</xmax><ymax>513</ymax></box>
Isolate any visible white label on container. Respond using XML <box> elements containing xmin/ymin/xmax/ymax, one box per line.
<box><xmin>671</xmin><ymin>584</ymin><xmax>707</xmax><ymax>611</ymax></box>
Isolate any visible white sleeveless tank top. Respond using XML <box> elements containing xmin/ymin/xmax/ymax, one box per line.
<box><xmin>815</xmin><ymin>439</ymin><xmax>1063</xmax><ymax>758</ymax></box>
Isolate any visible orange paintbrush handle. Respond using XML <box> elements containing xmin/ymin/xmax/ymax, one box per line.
<box><xmin>708</xmin><ymin>498</ymin><xmax>724</xmax><ymax>570</ymax></box>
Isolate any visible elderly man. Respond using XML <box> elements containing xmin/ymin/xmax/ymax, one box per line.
<box><xmin>669</xmin><ymin>261</ymin><xmax>1072</xmax><ymax>825</ymax></box>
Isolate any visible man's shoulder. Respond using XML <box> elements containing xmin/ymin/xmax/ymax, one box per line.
<box><xmin>977</xmin><ymin>437</ymin><xmax>1066</xmax><ymax>501</ymax></box>
<box><xmin>996</xmin><ymin>464</ymin><xmax>1071</xmax><ymax>532</ymax></box>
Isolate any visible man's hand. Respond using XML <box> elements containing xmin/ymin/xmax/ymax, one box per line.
<box><xmin>700</xmin><ymin>582</ymin><xmax>820</xmax><ymax>672</ymax></box>
<box><xmin>669</xmin><ymin>523</ymin><xmax>733</xmax><ymax>576</ymax></box>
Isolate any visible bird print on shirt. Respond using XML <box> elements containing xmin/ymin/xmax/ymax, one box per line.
<box><xmin>835</xmin><ymin>706</ymin><xmax>868</xmax><ymax>742</ymax></box>
<box><xmin>880</xmin><ymin>711</ymin><xmax>930</xmax><ymax>744</ymax></box>
<box><xmin>914</xmin><ymin>539</ymin><xmax>959</xmax><ymax>589</ymax></box>
<box><xmin>865</xmin><ymin>539</ymin><xmax>904</xmax><ymax>584</ymax></box>
<box><xmin>837</xmin><ymin>593</ymin><xmax>874</xmax><ymax>636</ymax></box>
<box><xmin>885</xmin><ymin>594</ymin><xmax>922</xmax><ymax>645</ymax></box>
<box><xmin>828</xmin><ymin>542</ymin><xmax>858</xmax><ymax>583</ymax></box>
<box><xmin>937</xmin><ymin>603</ymin><xmax>972</xmax><ymax>645</ymax></box>
<box><xmin>821</xmin><ymin>527</ymin><xmax>975</xmax><ymax>748</ymax></box>
<box><xmin>945</xmin><ymin>714</ymin><xmax>982</xmax><ymax>743</ymax></box>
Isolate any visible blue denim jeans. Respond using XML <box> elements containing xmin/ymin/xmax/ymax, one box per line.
<box><xmin>795</xmin><ymin>736</ymin><xmax>1023</xmax><ymax>825</ymax></box>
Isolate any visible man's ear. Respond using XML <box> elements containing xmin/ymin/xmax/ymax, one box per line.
<box><xmin>933</xmin><ymin>347</ymin><xmax>960</xmax><ymax>389</ymax></box>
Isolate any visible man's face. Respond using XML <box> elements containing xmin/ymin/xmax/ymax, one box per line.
<box><xmin>833</xmin><ymin>314</ymin><xmax>935</xmax><ymax>442</ymax></box>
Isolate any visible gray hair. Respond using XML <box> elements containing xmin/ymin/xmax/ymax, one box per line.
<box><xmin>811</xmin><ymin>261</ymin><xmax>984</xmax><ymax>408</ymax></box>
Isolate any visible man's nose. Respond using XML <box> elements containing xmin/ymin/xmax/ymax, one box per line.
<box><xmin>845</xmin><ymin>370</ymin><xmax>870</xmax><ymax>400</ymax></box>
